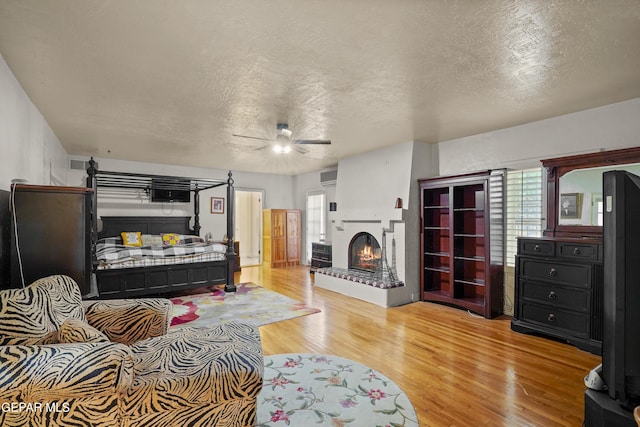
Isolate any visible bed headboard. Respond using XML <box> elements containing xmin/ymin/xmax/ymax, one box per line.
<box><xmin>98</xmin><ymin>216</ymin><xmax>193</xmax><ymax>239</ymax></box>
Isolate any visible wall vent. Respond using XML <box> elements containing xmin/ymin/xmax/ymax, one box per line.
<box><xmin>69</xmin><ymin>159</ymin><xmax>97</xmax><ymax>171</ymax></box>
<box><xmin>320</xmin><ymin>169</ymin><xmax>338</xmax><ymax>187</ymax></box>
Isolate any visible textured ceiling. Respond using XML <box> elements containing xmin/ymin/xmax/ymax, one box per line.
<box><xmin>1</xmin><ymin>0</ymin><xmax>639</xmax><ymax>175</ymax></box>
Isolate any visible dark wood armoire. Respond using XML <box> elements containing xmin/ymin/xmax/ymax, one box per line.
<box><xmin>2</xmin><ymin>184</ymin><xmax>93</xmax><ymax>295</ymax></box>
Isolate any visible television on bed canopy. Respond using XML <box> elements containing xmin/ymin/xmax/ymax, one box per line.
<box><xmin>150</xmin><ymin>178</ymin><xmax>191</xmax><ymax>203</ymax></box>
<box><xmin>602</xmin><ymin>169</ymin><xmax>640</xmax><ymax>411</ymax></box>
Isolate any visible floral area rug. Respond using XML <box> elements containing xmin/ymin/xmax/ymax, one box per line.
<box><xmin>169</xmin><ymin>282</ymin><xmax>320</xmax><ymax>328</ymax></box>
<box><xmin>257</xmin><ymin>353</ymin><xmax>419</xmax><ymax>427</ymax></box>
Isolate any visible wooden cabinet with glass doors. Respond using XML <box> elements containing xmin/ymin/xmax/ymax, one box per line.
<box><xmin>419</xmin><ymin>170</ymin><xmax>505</xmax><ymax>318</ymax></box>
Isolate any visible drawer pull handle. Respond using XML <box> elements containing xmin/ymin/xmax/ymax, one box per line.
<box><xmin>549</xmin><ymin>268</ymin><xmax>558</xmax><ymax>277</ymax></box>
<box><xmin>574</xmin><ymin>247</ymin><xmax>582</xmax><ymax>255</ymax></box>
<box><xmin>534</xmin><ymin>245</ymin><xmax>541</xmax><ymax>252</ymax></box>
<box><xmin>548</xmin><ymin>314</ymin><xmax>556</xmax><ymax>322</ymax></box>
<box><xmin>548</xmin><ymin>291</ymin><xmax>557</xmax><ymax>300</ymax></box>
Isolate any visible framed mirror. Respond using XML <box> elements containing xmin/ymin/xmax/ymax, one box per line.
<box><xmin>542</xmin><ymin>147</ymin><xmax>640</xmax><ymax>238</ymax></box>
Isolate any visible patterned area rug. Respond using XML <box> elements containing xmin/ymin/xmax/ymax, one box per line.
<box><xmin>257</xmin><ymin>353</ymin><xmax>419</xmax><ymax>427</ymax></box>
<box><xmin>169</xmin><ymin>282</ymin><xmax>320</xmax><ymax>328</ymax></box>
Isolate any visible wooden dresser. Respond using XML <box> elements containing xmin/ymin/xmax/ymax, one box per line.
<box><xmin>5</xmin><ymin>184</ymin><xmax>93</xmax><ymax>295</ymax></box>
<box><xmin>511</xmin><ymin>237</ymin><xmax>603</xmax><ymax>355</ymax></box>
<box><xmin>310</xmin><ymin>242</ymin><xmax>332</xmax><ymax>273</ymax></box>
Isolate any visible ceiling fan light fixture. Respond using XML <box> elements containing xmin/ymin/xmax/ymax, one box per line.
<box><xmin>234</xmin><ymin>122</ymin><xmax>331</xmax><ymax>155</ymax></box>
<box><xmin>272</xmin><ymin>143</ymin><xmax>292</xmax><ymax>154</ymax></box>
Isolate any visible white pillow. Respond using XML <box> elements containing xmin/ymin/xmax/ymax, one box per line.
<box><xmin>141</xmin><ymin>234</ymin><xmax>163</xmax><ymax>247</ymax></box>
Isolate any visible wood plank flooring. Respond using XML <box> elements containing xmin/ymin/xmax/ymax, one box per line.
<box><xmin>238</xmin><ymin>265</ymin><xmax>601</xmax><ymax>427</ymax></box>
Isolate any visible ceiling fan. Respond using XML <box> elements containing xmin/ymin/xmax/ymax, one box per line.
<box><xmin>232</xmin><ymin>123</ymin><xmax>331</xmax><ymax>154</ymax></box>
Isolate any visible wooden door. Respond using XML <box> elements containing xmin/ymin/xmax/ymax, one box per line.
<box><xmin>286</xmin><ymin>210</ymin><xmax>301</xmax><ymax>265</ymax></box>
<box><xmin>271</xmin><ymin>210</ymin><xmax>288</xmax><ymax>267</ymax></box>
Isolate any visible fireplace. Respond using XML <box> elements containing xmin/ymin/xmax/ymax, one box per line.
<box><xmin>349</xmin><ymin>232</ymin><xmax>381</xmax><ymax>272</ymax></box>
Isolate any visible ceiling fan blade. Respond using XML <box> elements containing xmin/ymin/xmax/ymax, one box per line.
<box><xmin>293</xmin><ymin>139</ymin><xmax>332</xmax><ymax>145</ymax></box>
<box><xmin>232</xmin><ymin>133</ymin><xmax>272</xmax><ymax>142</ymax></box>
<box><xmin>293</xmin><ymin>145</ymin><xmax>309</xmax><ymax>155</ymax></box>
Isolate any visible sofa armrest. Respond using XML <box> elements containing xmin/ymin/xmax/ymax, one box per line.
<box><xmin>83</xmin><ymin>298</ymin><xmax>172</xmax><ymax>345</ymax></box>
<box><xmin>0</xmin><ymin>342</ymin><xmax>134</xmax><ymax>402</ymax></box>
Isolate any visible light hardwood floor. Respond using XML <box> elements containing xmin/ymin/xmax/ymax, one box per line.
<box><xmin>237</xmin><ymin>265</ymin><xmax>601</xmax><ymax>427</ymax></box>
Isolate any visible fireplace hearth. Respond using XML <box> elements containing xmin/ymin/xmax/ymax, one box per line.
<box><xmin>349</xmin><ymin>232</ymin><xmax>381</xmax><ymax>272</ymax></box>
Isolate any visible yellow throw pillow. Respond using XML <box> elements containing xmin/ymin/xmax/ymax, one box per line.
<box><xmin>58</xmin><ymin>318</ymin><xmax>109</xmax><ymax>344</ymax></box>
<box><xmin>121</xmin><ymin>231</ymin><xmax>142</xmax><ymax>247</ymax></box>
<box><xmin>162</xmin><ymin>233</ymin><xmax>182</xmax><ymax>246</ymax></box>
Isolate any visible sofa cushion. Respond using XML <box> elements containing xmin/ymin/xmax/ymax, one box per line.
<box><xmin>0</xmin><ymin>275</ymin><xmax>85</xmax><ymax>346</ymax></box>
<box><xmin>123</xmin><ymin>322</ymin><xmax>264</xmax><ymax>416</ymax></box>
<box><xmin>58</xmin><ymin>318</ymin><xmax>109</xmax><ymax>344</ymax></box>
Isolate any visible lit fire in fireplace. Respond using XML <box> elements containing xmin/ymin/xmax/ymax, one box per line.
<box><xmin>349</xmin><ymin>232</ymin><xmax>381</xmax><ymax>272</ymax></box>
<box><xmin>361</xmin><ymin>244</ymin><xmax>375</xmax><ymax>260</ymax></box>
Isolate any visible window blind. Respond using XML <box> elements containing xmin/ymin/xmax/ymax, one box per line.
<box><xmin>306</xmin><ymin>192</ymin><xmax>326</xmax><ymax>263</ymax></box>
<box><xmin>505</xmin><ymin>168</ymin><xmax>543</xmax><ymax>267</ymax></box>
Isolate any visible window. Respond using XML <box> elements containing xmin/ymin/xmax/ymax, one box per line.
<box><xmin>306</xmin><ymin>192</ymin><xmax>326</xmax><ymax>264</ymax></box>
<box><xmin>505</xmin><ymin>168</ymin><xmax>543</xmax><ymax>267</ymax></box>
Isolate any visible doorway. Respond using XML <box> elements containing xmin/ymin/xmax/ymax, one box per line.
<box><xmin>234</xmin><ymin>190</ymin><xmax>263</xmax><ymax>267</ymax></box>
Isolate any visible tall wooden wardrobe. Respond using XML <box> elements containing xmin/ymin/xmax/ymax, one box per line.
<box><xmin>262</xmin><ymin>209</ymin><xmax>301</xmax><ymax>267</ymax></box>
<box><xmin>3</xmin><ymin>184</ymin><xmax>93</xmax><ymax>295</ymax></box>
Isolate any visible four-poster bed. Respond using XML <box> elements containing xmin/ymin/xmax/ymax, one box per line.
<box><xmin>86</xmin><ymin>158</ymin><xmax>237</xmax><ymax>298</ymax></box>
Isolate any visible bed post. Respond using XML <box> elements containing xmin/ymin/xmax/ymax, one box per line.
<box><xmin>225</xmin><ymin>171</ymin><xmax>237</xmax><ymax>292</ymax></box>
<box><xmin>86</xmin><ymin>158</ymin><xmax>98</xmax><ymax>261</ymax></box>
<box><xmin>193</xmin><ymin>184</ymin><xmax>201</xmax><ymax>236</ymax></box>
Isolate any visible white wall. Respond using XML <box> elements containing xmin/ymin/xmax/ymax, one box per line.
<box><xmin>437</xmin><ymin>98</ymin><xmax>640</xmax><ymax>174</ymax></box>
<box><xmin>0</xmin><ymin>54</ymin><xmax>68</xmax><ymax>190</ymax></box>
<box><xmin>334</xmin><ymin>141</ymin><xmax>416</xmax><ymax>222</ymax></box>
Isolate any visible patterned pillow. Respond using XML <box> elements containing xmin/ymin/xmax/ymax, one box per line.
<box><xmin>121</xmin><ymin>231</ymin><xmax>142</xmax><ymax>247</ymax></box>
<box><xmin>161</xmin><ymin>233</ymin><xmax>182</xmax><ymax>246</ymax></box>
<box><xmin>141</xmin><ymin>234</ymin><xmax>163</xmax><ymax>247</ymax></box>
<box><xmin>58</xmin><ymin>318</ymin><xmax>109</xmax><ymax>344</ymax></box>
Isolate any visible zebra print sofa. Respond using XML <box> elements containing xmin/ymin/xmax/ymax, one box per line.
<box><xmin>0</xmin><ymin>275</ymin><xmax>263</xmax><ymax>427</ymax></box>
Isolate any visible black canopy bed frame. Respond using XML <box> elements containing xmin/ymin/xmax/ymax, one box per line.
<box><xmin>85</xmin><ymin>158</ymin><xmax>237</xmax><ymax>298</ymax></box>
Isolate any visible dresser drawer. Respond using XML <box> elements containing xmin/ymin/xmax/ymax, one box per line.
<box><xmin>518</xmin><ymin>239</ymin><xmax>555</xmax><ymax>257</ymax></box>
<box><xmin>520</xmin><ymin>302</ymin><xmax>590</xmax><ymax>337</ymax></box>
<box><xmin>520</xmin><ymin>280</ymin><xmax>590</xmax><ymax>312</ymax></box>
<box><xmin>519</xmin><ymin>258</ymin><xmax>591</xmax><ymax>288</ymax></box>
<box><xmin>557</xmin><ymin>242</ymin><xmax>601</xmax><ymax>262</ymax></box>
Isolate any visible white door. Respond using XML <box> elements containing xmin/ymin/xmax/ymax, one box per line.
<box><xmin>234</xmin><ymin>190</ymin><xmax>263</xmax><ymax>267</ymax></box>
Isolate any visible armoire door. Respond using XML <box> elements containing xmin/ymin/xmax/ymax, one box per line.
<box><xmin>286</xmin><ymin>210</ymin><xmax>301</xmax><ymax>265</ymax></box>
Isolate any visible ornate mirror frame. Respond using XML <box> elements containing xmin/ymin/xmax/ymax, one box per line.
<box><xmin>542</xmin><ymin>146</ymin><xmax>640</xmax><ymax>239</ymax></box>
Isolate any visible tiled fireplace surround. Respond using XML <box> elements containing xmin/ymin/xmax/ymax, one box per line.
<box><xmin>313</xmin><ymin>141</ymin><xmax>434</xmax><ymax>307</ymax></box>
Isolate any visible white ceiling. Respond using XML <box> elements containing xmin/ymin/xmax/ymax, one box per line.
<box><xmin>1</xmin><ymin>1</ymin><xmax>639</xmax><ymax>175</ymax></box>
